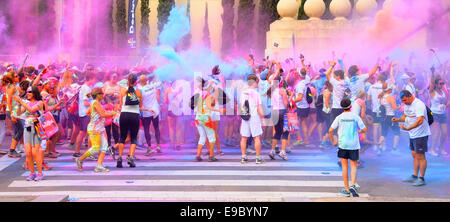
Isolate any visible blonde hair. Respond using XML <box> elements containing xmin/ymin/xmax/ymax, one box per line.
<box><xmin>60</xmin><ymin>71</ymin><xmax>73</xmax><ymax>88</ymax></box>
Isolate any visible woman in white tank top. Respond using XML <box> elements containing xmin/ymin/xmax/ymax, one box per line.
<box><xmin>429</xmin><ymin>77</ymin><xmax>449</xmax><ymax>156</ymax></box>
<box><xmin>378</xmin><ymin>84</ymin><xmax>400</xmax><ymax>153</ymax></box>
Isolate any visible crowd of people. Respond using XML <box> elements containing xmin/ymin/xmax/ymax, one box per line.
<box><xmin>0</xmin><ymin>53</ymin><xmax>448</xmax><ymax>196</ymax></box>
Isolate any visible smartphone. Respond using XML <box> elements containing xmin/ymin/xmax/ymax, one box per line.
<box><xmin>274</xmin><ymin>42</ymin><xmax>279</xmax><ymax>47</ymax></box>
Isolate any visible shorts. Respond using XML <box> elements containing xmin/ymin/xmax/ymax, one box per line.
<box><xmin>53</xmin><ymin>114</ymin><xmax>60</xmax><ymax>124</ymax></box>
<box><xmin>240</xmin><ymin>116</ymin><xmax>263</xmax><ymax>138</ymax></box>
<box><xmin>24</xmin><ymin>125</ymin><xmax>41</xmax><ymax>147</ymax></box>
<box><xmin>409</xmin><ymin>136</ymin><xmax>428</xmax><ymax>154</ymax></box>
<box><xmin>13</xmin><ymin>119</ymin><xmax>24</xmax><ymax>141</ymax></box>
<box><xmin>68</xmin><ymin>113</ymin><xmax>79</xmax><ymax>126</ymax></box>
<box><xmin>79</xmin><ymin>116</ymin><xmax>90</xmax><ymax>132</ymax></box>
<box><xmin>316</xmin><ymin>107</ymin><xmax>325</xmax><ymax>123</ymax></box>
<box><xmin>331</xmin><ymin>108</ymin><xmax>344</xmax><ymax>123</ymax></box>
<box><xmin>337</xmin><ymin>149</ymin><xmax>359</xmax><ymax>161</ymax></box>
<box><xmin>296</xmin><ymin>107</ymin><xmax>310</xmax><ymax>119</ymax></box>
<box><xmin>369</xmin><ymin>110</ymin><xmax>383</xmax><ymax>124</ymax></box>
<box><xmin>382</xmin><ymin>115</ymin><xmax>400</xmax><ymax>137</ymax></box>
<box><xmin>433</xmin><ymin>113</ymin><xmax>447</xmax><ymax>124</ymax></box>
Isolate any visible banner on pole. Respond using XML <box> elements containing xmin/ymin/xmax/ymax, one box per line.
<box><xmin>128</xmin><ymin>0</ymin><xmax>139</xmax><ymax>49</ymax></box>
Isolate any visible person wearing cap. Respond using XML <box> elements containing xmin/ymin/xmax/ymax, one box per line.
<box><xmin>403</xmin><ymin>73</ymin><xmax>418</xmax><ymax>97</ymax></box>
<box><xmin>378</xmin><ymin>83</ymin><xmax>401</xmax><ymax>153</ymax></box>
<box><xmin>392</xmin><ymin>90</ymin><xmax>431</xmax><ymax>186</ymax></box>
<box><xmin>329</xmin><ymin>98</ymin><xmax>367</xmax><ymax>197</ymax></box>
<box><xmin>367</xmin><ymin>72</ymin><xmax>389</xmax><ymax>155</ymax></box>
<box><xmin>293</xmin><ymin>68</ymin><xmax>311</xmax><ymax>146</ymax></box>
<box><xmin>138</xmin><ymin>73</ymin><xmax>162</xmax><ymax>155</ymax></box>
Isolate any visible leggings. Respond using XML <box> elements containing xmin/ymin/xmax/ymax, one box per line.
<box><xmin>273</xmin><ymin>109</ymin><xmax>289</xmax><ymax>140</ymax></box>
<box><xmin>86</xmin><ymin>131</ymin><xmax>108</xmax><ymax>156</ymax></box>
<box><xmin>105</xmin><ymin>124</ymin><xmax>119</xmax><ymax>147</ymax></box>
<box><xmin>196</xmin><ymin>121</ymin><xmax>216</xmax><ymax>146</ymax></box>
<box><xmin>142</xmin><ymin>116</ymin><xmax>160</xmax><ymax>146</ymax></box>
<box><xmin>119</xmin><ymin>112</ymin><xmax>140</xmax><ymax>144</ymax></box>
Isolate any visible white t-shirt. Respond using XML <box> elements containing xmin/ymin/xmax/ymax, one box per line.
<box><xmin>295</xmin><ymin>79</ymin><xmax>310</xmax><ymax>109</ymax></box>
<box><xmin>139</xmin><ymin>80</ymin><xmax>162</xmax><ymax>118</ymax></box>
<box><xmin>240</xmin><ymin>88</ymin><xmax>261</xmax><ymax>118</ymax></box>
<box><xmin>404</xmin><ymin>98</ymin><xmax>431</xmax><ymax>139</ymax></box>
<box><xmin>330</xmin><ymin>76</ymin><xmax>349</xmax><ymax>109</ymax></box>
<box><xmin>78</xmin><ymin>84</ymin><xmax>91</xmax><ymax>117</ymax></box>
<box><xmin>368</xmin><ymin>82</ymin><xmax>383</xmax><ymax>112</ymax></box>
<box><xmin>330</xmin><ymin>111</ymin><xmax>366</xmax><ymax>150</ymax></box>
<box><xmin>349</xmin><ymin>74</ymin><xmax>369</xmax><ymax>100</ymax></box>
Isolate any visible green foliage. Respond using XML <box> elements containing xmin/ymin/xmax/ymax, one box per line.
<box><xmin>203</xmin><ymin>2</ymin><xmax>210</xmax><ymax>47</ymax></box>
<box><xmin>38</xmin><ymin>0</ymin><xmax>56</xmax><ymax>50</ymax></box>
<box><xmin>157</xmin><ymin>0</ymin><xmax>175</xmax><ymax>34</ymax></box>
<box><xmin>179</xmin><ymin>0</ymin><xmax>192</xmax><ymax>51</ymax></box>
<box><xmin>140</xmin><ymin>0</ymin><xmax>150</xmax><ymax>49</ymax></box>
<box><xmin>236</xmin><ymin>0</ymin><xmax>255</xmax><ymax>53</ymax></box>
<box><xmin>221</xmin><ymin>0</ymin><xmax>235</xmax><ymax>57</ymax></box>
<box><xmin>298</xmin><ymin>0</ymin><xmax>308</xmax><ymax>20</ymax></box>
<box><xmin>116</xmin><ymin>0</ymin><xmax>127</xmax><ymax>49</ymax></box>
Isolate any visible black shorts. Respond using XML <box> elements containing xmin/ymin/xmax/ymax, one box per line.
<box><xmin>79</xmin><ymin>116</ymin><xmax>90</xmax><ymax>132</ymax></box>
<box><xmin>433</xmin><ymin>113</ymin><xmax>447</xmax><ymax>124</ymax></box>
<box><xmin>381</xmin><ymin>115</ymin><xmax>400</xmax><ymax>137</ymax></box>
<box><xmin>296</xmin><ymin>108</ymin><xmax>310</xmax><ymax>119</ymax></box>
<box><xmin>337</xmin><ymin>149</ymin><xmax>359</xmax><ymax>161</ymax></box>
<box><xmin>316</xmin><ymin>107</ymin><xmax>325</xmax><ymax>123</ymax></box>
<box><xmin>68</xmin><ymin>113</ymin><xmax>79</xmax><ymax>126</ymax></box>
<box><xmin>331</xmin><ymin>108</ymin><xmax>344</xmax><ymax>123</ymax></box>
<box><xmin>53</xmin><ymin>114</ymin><xmax>60</xmax><ymax>124</ymax></box>
<box><xmin>410</xmin><ymin>136</ymin><xmax>428</xmax><ymax>154</ymax></box>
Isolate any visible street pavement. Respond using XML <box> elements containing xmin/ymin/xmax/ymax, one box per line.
<box><xmin>0</xmin><ymin>138</ymin><xmax>449</xmax><ymax>202</ymax></box>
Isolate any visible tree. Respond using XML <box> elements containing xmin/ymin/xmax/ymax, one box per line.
<box><xmin>321</xmin><ymin>0</ymin><xmax>333</xmax><ymax>20</ymax></box>
<box><xmin>236</xmin><ymin>0</ymin><xmax>256</xmax><ymax>54</ymax></box>
<box><xmin>203</xmin><ymin>2</ymin><xmax>210</xmax><ymax>48</ymax></box>
<box><xmin>116</xmin><ymin>0</ymin><xmax>127</xmax><ymax>51</ymax></box>
<box><xmin>140</xmin><ymin>0</ymin><xmax>150</xmax><ymax>51</ymax></box>
<box><xmin>298</xmin><ymin>0</ymin><xmax>308</xmax><ymax>20</ymax></box>
<box><xmin>221</xmin><ymin>0</ymin><xmax>235</xmax><ymax>57</ymax></box>
<box><xmin>38</xmin><ymin>0</ymin><xmax>56</xmax><ymax>51</ymax></box>
<box><xmin>157</xmin><ymin>0</ymin><xmax>175</xmax><ymax>37</ymax></box>
<box><xmin>179</xmin><ymin>0</ymin><xmax>192</xmax><ymax>50</ymax></box>
<box><xmin>257</xmin><ymin>0</ymin><xmax>280</xmax><ymax>58</ymax></box>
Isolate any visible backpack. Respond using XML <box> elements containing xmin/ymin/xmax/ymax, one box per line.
<box><xmin>343</xmin><ymin>87</ymin><xmax>351</xmax><ymax>99</ymax></box>
<box><xmin>125</xmin><ymin>87</ymin><xmax>140</xmax><ymax>105</ymax></box>
<box><xmin>315</xmin><ymin>94</ymin><xmax>324</xmax><ymax>108</ymax></box>
<box><xmin>240</xmin><ymin>99</ymin><xmax>250</xmax><ymax>121</ymax></box>
<box><xmin>426</xmin><ymin>106</ymin><xmax>434</xmax><ymax>126</ymax></box>
<box><xmin>306</xmin><ymin>86</ymin><xmax>313</xmax><ymax>104</ymax></box>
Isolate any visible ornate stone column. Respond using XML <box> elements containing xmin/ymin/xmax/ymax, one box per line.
<box><xmin>330</xmin><ymin>0</ymin><xmax>351</xmax><ymax>20</ymax></box>
<box><xmin>355</xmin><ymin>0</ymin><xmax>377</xmax><ymax>18</ymax></box>
<box><xmin>304</xmin><ymin>0</ymin><xmax>326</xmax><ymax>20</ymax></box>
<box><xmin>277</xmin><ymin>0</ymin><xmax>300</xmax><ymax>20</ymax></box>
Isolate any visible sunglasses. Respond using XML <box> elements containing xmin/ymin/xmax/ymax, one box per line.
<box><xmin>27</xmin><ymin>91</ymin><xmax>33</xmax><ymax>93</ymax></box>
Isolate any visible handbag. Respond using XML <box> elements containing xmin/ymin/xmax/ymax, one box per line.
<box><xmin>283</xmin><ymin>100</ymin><xmax>299</xmax><ymax>132</ymax></box>
<box><xmin>36</xmin><ymin>112</ymin><xmax>59</xmax><ymax>139</ymax></box>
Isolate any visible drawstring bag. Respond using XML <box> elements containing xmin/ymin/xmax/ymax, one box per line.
<box><xmin>284</xmin><ymin>100</ymin><xmax>299</xmax><ymax>132</ymax></box>
<box><xmin>125</xmin><ymin>87</ymin><xmax>140</xmax><ymax>105</ymax></box>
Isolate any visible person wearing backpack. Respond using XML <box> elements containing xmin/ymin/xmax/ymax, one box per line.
<box><xmin>293</xmin><ymin>68</ymin><xmax>311</xmax><ymax>146</ymax></box>
<box><xmin>392</xmin><ymin>90</ymin><xmax>431</xmax><ymax>186</ymax></box>
<box><xmin>378</xmin><ymin>83</ymin><xmax>400</xmax><ymax>154</ymax></box>
<box><xmin>240</xmin><ymin>74</ymin><xmax>265</xmax><ymax>164</ymax></box>
<box><xmin>116</xmin><ymin>74</ymin><xmax>143</xmax><ymax>168</ymax></box>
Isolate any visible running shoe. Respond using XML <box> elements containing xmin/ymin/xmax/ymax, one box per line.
<box><xmin>34</xmin><ymin>173</ymin><xmax>44</xmax><ymax>181</ymax></box>
<box><xmin>429</xmin><ymin>150</ymin><xmax>439</xmax><ymax>157</ymax></box>
<box><xmin>26</xmin><ymin>173</ymin><xmax>36</xmax><ymax>181</ymax></box>
<box><xmin>246</xmin><ymin>148</ymin><xmax>256</xmax><ymax>154</ymax></box>
<box><xmin>42</xmin><ymin>162</ymin><xmax>52</xmax><ymax>171</ymax></box>
<box><xmin>208</xmin><ymin>157</ymin><xmax>218</xmax><ymax>162</ymax></box>
<box><xmin>241</xmin><ymin>156</ymin><xmax>248</xmax><ymax>164</ymax></box>
<box><xmin>127</xmin><ymin>156</ymin><xmax>136</xmax><ymax>168</ymax></box>
<box><xmin>94</xmin><ymin>166</ymin><xmax>110</xmax><ymax>173</ymax></box>
<box><xmin>278</xmin><ymin>151</ymin><xmax>288</xmax><ymax>160</ymax></box>
<box><xmin>51</xmin><ymin>151</ymin><xmax>61</xmax><ymax>157</ymax></box>
<box><xmin>319</xmin><ymin>141</ymin><xmax>327</xmax><ymax>148</ymax></box>
<box><xmin>156</xmin><ymin>146</ymin><xmax>162</xmax><ymax>153</ymax></box>
<box><xmin>357</xmin><ymin>160</ymin><xmax>364</xmax><ymax>169</ymax></box>
<box><xmin>16</xmin><ymin>145</ymin><xmax>25</xmax><ymax>153</ymax></box>
<box><xmin>402</xmin><ymin>175</ymin><xmax>418</xmax><ymax>183</ymax></box>
<box><xmin>0</xmin><ymin>150</ymin><xmax>7</xmax><ymax>155</ymax></box>
<box><xmin>293</xmin><ymin>140</ymin><xmax>303</xmax><ymax>146</ymax></box>
<box><xmin>340</xmin><ymin>189</ymin><xmax>351</xmax><ymax>197</ymax></box>
<box><xmin>44</xmin><ymin>153</ymin><xmax>58</xmax><ymax>159</ymax></box>
<box><xmin>116</xmin><ymin>156</ymin><xmax>123</xmax><ymax>168</ymax></box>
<box><xmin>256</xmin><ymin>158</ymin><xmax>265</xmax><ymax>164</ymax></box>
<box><xmin>286</xmin><ymin>147</ymin><xmax>292</xmax><ymax>153</ymax></box>
<box><xmin>349</xmin><ymin>185</ymin><xmax>359</xmax><ymax>197</ymax></box>
<box><xmin>72</xmin><ymin>152</ymin><xmax>81</xmax><ymax>158</ymax></box>
<box><xmin>195</xmin><ymin>156</ymin><xmax>202</xmax><ymax>162</ymax></box>
<box><xmin>216</xmin><ymin>150</ymin><xmax>225</xmax><ymax>156</ymax></box>
<box><xmin>144</xmin><ymin>147</ymin><xmax>154</xmax><ymax>156</ymax></box>
<box><xmin>108</xmin><ymin>146</ymin><xmax>116</xmax><ymax>160</ymax></box>
<box><xmin>88</xmin><ymin>155</ymin><xmax>97</xmax><ymax>161</ymax></box>
<box><xmin>75</xmin><ymin>158</ymin><xmax>83</xmax><ymax>171</ymax></box>
<box><xmin>8</xmin><ymin>150</ymin><xmax>21</xmax><ymax>158</ymax></box>
<box><xmin>440</xmin><ymin>150</ymin><xmax>448</xmax><ymax>156</ymax></box>
<box><xmin>412</xmin><ymin>178</ymin><xmax>426</xmax><ymax>186</ymax></box>
<box><xmin>268</xmin><ymin>150</ymin><xmax>276</xmax><ymax>160</ymax></box>
<box><xmin>275</xmin><ymin>146</ymin><xmax>280</xmax><ymax>154</ymax></box>
<box><xmin>302</xmin><ymin>140</ymin><xmax>309</xmax><ymax>145</ymax></box>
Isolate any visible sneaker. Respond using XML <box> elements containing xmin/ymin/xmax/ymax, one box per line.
<box><xmin>412</xmin><ymin>178</ymin><xmax>426</xmax><ymax>186</ymax></box>
<box><xmin>216</xmin><ymin>150</ymin><xmax>224</xmax><ymax>156</ymax></box>
<box><xmin>293</xmin><ymin>140</ymin><xmax>303</xmax><ymax>146</ymax></box>
<box><xmin>278</xmin><ymin>151</ymin><xmax>288</xmax><ymax>160</ymax></box>
<box><xmin>108</xmin><ymin>146</ymin><xmax>116</xmax><ymax>160</ymax></box>
<box><xmin>16</xmin><ymin>145</ymin><xmax>24</xmax><ymax>153</ymax></box>
<box><xmin>8</xmin><ymin>150</ymin><xmax>21</xmax><ymax>158</ymax></box>
<box><xmin>88</xmin><ymin>155</ymin><xmax>97</xmax><ymax>161</ymax></box>
<box><xmin>357</xmin><ymin>160</ymin><xmax>364</xmax><ymax>169</ymax></box>
<box><xmin>116</xmin><ymin>156</ymin><xmax>123</xmax><ymax>168</ymax></box>
<box><xmin>72</xmin><ymin>152</ymin><xmax>81</xmax><ymax>158</ymax></box>
<box><xmin>429</xmin><ymin>150</ymin><xmax>439</xmax><ymax>157</ymax></box>
<box><xmin>68</xmin><ymin>143</ymin><xmax>75</xmax><ymax>149</ymax></box>
<box><xmin>44</xmin><ymin>153</ymin><xmax>58</xmax><ymax>159</ymax></box>
<box><xmin>349</xmin><ymin>185</ymin><xmax>359</xmax><ymax>197</ymax></box>
<box><xmin>0</xmin><ymin>150</ymin><xmax>7</xmax><ymax>154</ymax></box>
<box><xmin>51</xmin><ymin>151</ymin><xmax>61</xmax><ymax>157</ymax></box>
<box><xmin>440</xmin><ymin>150</ymin><xmax>448</xmax><ymax>156</ymax></box>
<box><xmin>402</xmin><ymin>175</ymin><xmax>418</xmax><ymax>183</ymax></box>
<box><xmin>34</xmin><ymin>173</ymin><xmax>44</xmax><ymax>181</ymax></box>
<box><xmin>246</xmin><ymin>148</ymin><xmax>256</xmax><ymax>154</ymax></box>
<box><xmin>319</xmin><ymin>141</ymin><xmax>327</xmax><ymax>148</ymax></box>
<box><xmin>275</xmin><ymin>147</ymin><xmax>280</xmax><ymax>154</ymax></box>
<box><xmin>256</xmin><ymin>158</ymin><xmax>265</xmax><ymax>164</ymax></box>
<box><xmin>268</xmin><ymin>150</ymin><xmax>276</xmax><ymax>160</ymax></box>
<box><xmin>94</xmin><ymin>166</ymin><xmax>110</xmax><ymax>173</ymax></box>
<box><xmin>302</xmin><ymin>140</ymin><xmax>309</xmax><ymax>145</ymax></box>
<box><xmin>340</xmin><ymin>189</ymin><xmax>351</xmax><ymax>197</ymax></box>
<box><xmin>195</xmin><ymin>156</ymin><xmax>202</xmax><ymax>162</ymax></box>
<box><xmin>285</xmin><ymin>147</ymin><xmax>292</xmax><ymax>153</ymax></box>
<box><xmin>42</xmin><ymin>162</ymin><xmax>52</xmax><ymax>171</ymax></box>
<box><xmin>127</xmin><ymin>156</ymin><xmax>136</xmax><ymax>168</ymax></box>
<box><xmin>156</xmin><ymin>146</ymin><xmax>162</xmax><ymax>153</ymax></box>
<box><xmin>75</xmin><ymin>158</ymin><xmax>83</xmax><ymax>171</ymax></box>
<box><xmin>208</xmin><ymin>157</ymin><xmax>218</xmax><ymax>162</ymax></box>
<box><xmin>241</xmin><ymin>156</ymin><xmax>248</xmax><ymax>164</ymax></box>
<box><xmin>144</xmin><ymin>147</ymin><xmax>154</xmax><ymax>156</ymax></box>
<box><xmin>26</xmin><ymin>173</ymin><xmax>36</xmax><ymax>181</ymax></box>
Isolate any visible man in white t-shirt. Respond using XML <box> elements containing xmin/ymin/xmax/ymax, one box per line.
<box><xmin>325</xmin><ymin>61</ymin><xmax>349</xmax><ymax>123</ymax></box>
<box><xmin>348</xmin><ymin>64</ymin><xmax>380</xmax><ymax>100</ymax></box>
<box><xmin>329</xmin><ymin>98</ymin><xmax>366</xmax><ymax>197</ymax></box>
<box><xmin>240</xmin><ymin>74</ymin><xmax>265</xmax><ymax>164</ymax></box>
<box><xmin>293</xmin><ymin>68</ymin><xmax>311</xmax><ymax>146</ymax></box>
<box><xmin>392</xmin><ymin>90</ymin><xmax>431</xmax><ymax>186</ymax></box>
<box><xmin>367</xmin><ymin>74</ymin><xmax>386</xmax><ymax>154</ymax></box>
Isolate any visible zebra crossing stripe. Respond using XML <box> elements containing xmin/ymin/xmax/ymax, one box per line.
<box><xmin>0</xmin><ymin>155</ymin><xmax>22</xmax><ymax>172</ymax></box>
<box><xmin>9</xmin><ymin>179</ymin><xmax>358</xmax><ymax>188</ymax></box>
<box><xmin>21</xmin><ymin>170</ymin><xmax>342</xmax><ymax>177</ymax></box>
